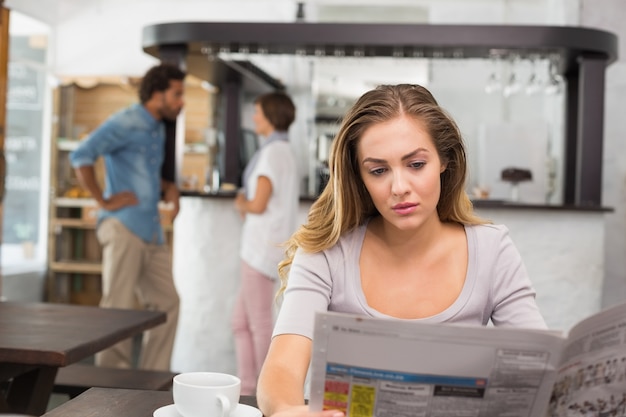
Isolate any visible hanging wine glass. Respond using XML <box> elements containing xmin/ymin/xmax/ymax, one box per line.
<box><xmin>545</xmin><ymin>53</ymin><xmax>565</xmax><ymax>95</ymax></box>
<box><xmin>485</xmin><ymin>50</ymin><xmax>503</xmax><ymax>94</ymax></box>
<box><xmin>503</xmin><ymin>53</ymin><xmax>522</xmax><ymax>98</ymax></box>
<box><xmin>525</xmin><ymin>54</ymin><xmax>544</xmax><ymax>96</ymax></box>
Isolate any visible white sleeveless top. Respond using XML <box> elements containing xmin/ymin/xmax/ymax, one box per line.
<box><xmin>240</xmin><ymin>140</ymin><xmax>299</xmax><ymax>280</ymax></box>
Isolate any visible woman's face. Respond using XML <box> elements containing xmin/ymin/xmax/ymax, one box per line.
<box><xmin>252</xmin><ymin>103</ymin><xmax>274</xmax><ymax>137</ymax></box>
<box><xmin>357</xmin><ymin>114</ymin><xmax>446</xmax><ymax>232</ymax></box>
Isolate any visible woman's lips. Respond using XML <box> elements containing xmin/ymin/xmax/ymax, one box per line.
<box><xmin>392</xmin><ymin>202</ymin><xmax>418</xmax><ymax>215</ymax></box>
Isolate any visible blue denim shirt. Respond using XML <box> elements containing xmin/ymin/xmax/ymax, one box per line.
<box><xmin>70</xmin><ymin>104</ymin><xmax>165</xmax><ymax>244</ymax></box>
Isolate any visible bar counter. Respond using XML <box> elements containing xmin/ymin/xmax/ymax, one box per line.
<box><xmin>182</xmin><ymin>189</ymin><xmax>613</xmax><ymax>211</ymax></box>
<box><xmin>170</xmin><ymin>192</ymin><xmax>608</xmax><ymax>375</ymax></box>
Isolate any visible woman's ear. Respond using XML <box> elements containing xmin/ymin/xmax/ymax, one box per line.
<box><xmin>440</xmin><ymin>161</ymin><xmax>447</xmax><ymax>173</ymax></box>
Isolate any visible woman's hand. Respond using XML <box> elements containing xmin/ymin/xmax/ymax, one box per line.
<box><xmin>161</xmin><ymin>181</ymin><xmax>180</xmax><ymax>220</ymax></box>
<box><xmin>257</xmin><ymin>335</ymin><xmax>341</xmax><ymax>417</ymax></box>
<box><xmin>235</xmin><ymin>191</ymin><xmax>247</xmax><ymax>218</ymax></box>
<box><xmin>269</xmin><ymin>405</ymin><xmax>344</xmax><ymax>417</ymax></box>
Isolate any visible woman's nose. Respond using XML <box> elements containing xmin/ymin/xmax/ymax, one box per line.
<box><xmin>391</xmin><ymin>171</ymin><xmax>410</xmax><ymax>196</ymax></box>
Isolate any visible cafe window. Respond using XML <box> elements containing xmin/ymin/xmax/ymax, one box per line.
<box><xmin>2</xmin><ymin>12</ymin><xmax>51</xmax><ymax>274</ymax></box>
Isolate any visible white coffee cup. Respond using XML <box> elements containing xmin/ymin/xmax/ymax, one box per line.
<box><xmin>173</xmin><ymin>372</ymin><xmax>241</xmax><ymax>417</ymax></box>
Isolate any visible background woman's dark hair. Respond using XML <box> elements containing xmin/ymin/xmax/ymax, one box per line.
<box><xmin>255</xmin><ymin>92</ymin><xmax>296</xmax><ymax>131</ymax></box>
<box><xmin>139</xmin><ymin>63</ymin><xmax>186</xmax><ymax>104</ymax></box>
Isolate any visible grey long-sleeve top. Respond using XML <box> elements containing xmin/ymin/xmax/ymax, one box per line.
<box><xmin>273</xmin><ymin>222</ymin><xmax>548</xmax><ymax>340</ymax></box>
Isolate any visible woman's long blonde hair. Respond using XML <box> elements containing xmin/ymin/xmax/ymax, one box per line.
<box><xmin>278</xmin><ymin>84</ymin><xmax>486</xmax><ymax>294</ymax></box>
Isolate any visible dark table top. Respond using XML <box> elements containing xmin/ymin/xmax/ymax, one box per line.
<box><xmin>0</xmin><ymin>301</ymin><xmax>166</xmax><ymax>367</ymax></box>
<box><xmin>42</xmin><ymin>388</ymin><xmax>261</xmax><ymax>417</ymax></box>
<box><xmin>0</xmin><ymin>302</ymin><xmax>166</xmax><ymax>415</ymax></box>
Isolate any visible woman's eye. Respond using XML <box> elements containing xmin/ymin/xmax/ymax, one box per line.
<box><xmin>370</xmin><ymin>167</ymin><xmax>386</xmax><ymax>176</ymax></box>
<box><xmin>410</xmin><ymin>161</ymin><xmax>426</xmax><ymax>169</ymax></box>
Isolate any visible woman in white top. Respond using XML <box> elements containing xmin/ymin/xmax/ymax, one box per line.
<box><xmin>256</xmin><ymin>84</ymin><xmax>546</xmax><ymax>417</ymax></box>
<box><xmin>232</xmin><ymin>91</ymin><xmax>299</xmax><ymax>395</ymax></box>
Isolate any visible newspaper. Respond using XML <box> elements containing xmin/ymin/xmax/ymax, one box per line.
<box><xmin>308</xmin><ymin>302</ymin><xmax>626</xmax><ymax>417</ymax></box>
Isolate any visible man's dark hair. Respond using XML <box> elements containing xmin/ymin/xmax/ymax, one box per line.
<box><xmin>139</xmin><ymin>63</ymin><xmax>186</xmax><ymax>104</ymax></box>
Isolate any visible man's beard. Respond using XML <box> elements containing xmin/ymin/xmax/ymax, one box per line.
<box><xmin>161</xmin><ymin>107</ymin><xmax>180</xmax><ymax>121</ymax></box>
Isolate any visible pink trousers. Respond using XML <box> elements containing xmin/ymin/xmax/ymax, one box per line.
<box><xmin>231</xmin><ymin>261</ymin><xmax>275</xmax><ymax>394</ymax></box>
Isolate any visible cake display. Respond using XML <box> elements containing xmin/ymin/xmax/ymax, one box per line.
<box><xmin>501</xmin><ymin>167</ymin><xmax>533</xmax><ymax>183</ymax></box>
<box><xmin>500</xmin><ymin>167</ymin><xmax>533</xmax><ymax>202</ymax></box>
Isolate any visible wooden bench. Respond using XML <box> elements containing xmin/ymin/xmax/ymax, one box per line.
<box><xmin>53</xmin><ymin>363</ymin><xmax>178</xmax><ymax>398</ymax></box>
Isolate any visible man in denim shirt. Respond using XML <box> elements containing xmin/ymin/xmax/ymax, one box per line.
<box><xmin>70</xmin><ymin>63</ymin><xmax>185</xmax><ymax>370</ymax></box>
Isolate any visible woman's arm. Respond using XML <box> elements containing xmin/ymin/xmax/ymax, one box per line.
<box><xmin>489</xmin><ymin>226</ymin><xmax>547</xmax><ymax>329</ymax></box>
<box><xmin>235</xmin><ymin>175</ymin><xmax>272</xmax><ymax>217</ymax></box>
<box><xmin>161</xmin><ymin>179</ymin><xmax>180</xmax><ymax>220</ymax></box>
<box><xmin>257</xmin><ymin>334</ymin><xmax>344</xmax><ymax>417</ymax></box>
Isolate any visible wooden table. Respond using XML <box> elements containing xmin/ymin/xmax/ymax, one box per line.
<box><xmin>0</xmin><ymin>302</ymin><xmax>166</xmax><ymax>416</ymax></box>
<box><xmin>41</xmin><ymin>387</ymin><xmax>260</xmax><ymax>416</ymax></box>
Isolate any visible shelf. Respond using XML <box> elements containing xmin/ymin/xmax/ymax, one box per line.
<box><xmin>59</xmin><ymin>141</ymin><xmax>207</xmax><ymax>164</ymax></box>
<box><xmin>57</xmin><ymin>139</ymin><xmax>82</xmax><ymax>151</ymax></box>
<box><xmin>48</xmin><ymin>85</ymin><xmax>175</xmax><ymax>305</ymax></box>
<box><xmin>52</xmin><ymin>218</ymin><xmax>96</xmax><ymax>229</ymax></box>
<box><xmin>55</xmin><ymin>197</ymin><xmax>97</xmax><ymax>208</ymax></box>
<box><xmin>184</xmin><ymin>143</ymin><xmax>209</xmax><ymax>154</ymax></box>
<box><xmin>50</xmin><ymin>260</ymin><xmax>102</xmax><ymax>274</ymax></box>
<box><xmin>53</xmin><ymin>216</ymin><xmax>173</xmax><ymax>231</ymax></box>
<box><xmin>143</xmin><ymin>22</ymin><xmax>618</xmax><ymax>69</ymax></box>
<box><xmin>55</xmin><ymin>198</ymin><xmax>177</xmax><ymax>209</ymax></box>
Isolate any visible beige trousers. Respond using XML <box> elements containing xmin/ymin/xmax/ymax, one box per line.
<box><xmin>95</xmin><ymin>218</ymin><xmax>180</xmax><ymax>371</ymax></box>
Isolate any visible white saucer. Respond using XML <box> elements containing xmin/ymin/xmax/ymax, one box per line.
<box><xmin>153</xmin><ymin>403</ymin><xmax>263</xmax><ymax>417</ymax></box>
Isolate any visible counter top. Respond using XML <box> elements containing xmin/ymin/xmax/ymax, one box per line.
<box><xmin>180</xmin><ymin>191</ymin><xmax>611</xmax><ymax>212</ymax></box>
<box><xmin>181</xmin><ymin>190</ymin><xmax>318</xmax><ymax>202</ymax></box>
<box><xmin>471</xmin><ymin>199</ymin><xmax>613</xmax><ymax>212</ymax></box>
<box><xmin>181</xmin><ymin>190</ymin><xmax>238</xmax><ymax>199</ymax></box>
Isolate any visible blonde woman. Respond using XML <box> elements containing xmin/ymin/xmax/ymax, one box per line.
<box><xmin>257</xmin><ymin>84</ymin><xmax>546</xmax><ymax>417</ymax></box>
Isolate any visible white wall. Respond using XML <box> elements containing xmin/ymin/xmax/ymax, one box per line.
<box><xmin>476</xmin><ymin>208</ymin><xmax>605</xmax><ymax>331</ymax></box>
<box><xmin>49</xmin><ymin>0</ymin><xmax>298</xmax><ymax>77</ymax></box>
<box><xmin>6</xmin><ymin>0</ymin><xmax>571</xmax><ymax>77</ymax></box>
<box><xmin>581</xmin><ymin>0</ymin><xmax>626</xmax><ymax>309</ymax></box>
